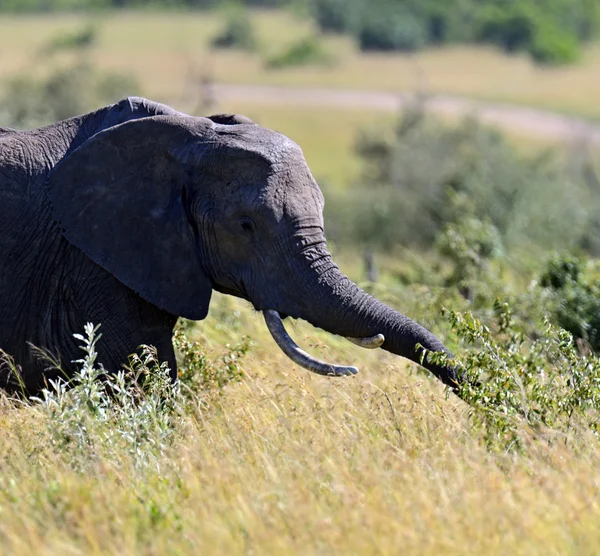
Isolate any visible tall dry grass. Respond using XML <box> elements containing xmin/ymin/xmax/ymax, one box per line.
<box><xmin>1</xmin><ymin>292</ymin><xmax>600</xmax><ymax>554</ymax></box>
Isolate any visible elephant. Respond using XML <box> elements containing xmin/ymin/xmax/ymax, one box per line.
<box><xmin>0</xmin><ymin>96</ymin><xmax>463</xmax><ymax>395</ymax></box>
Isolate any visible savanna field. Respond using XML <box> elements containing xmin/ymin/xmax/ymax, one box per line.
<box><xmin>3</xmin><ymin>3</ymin><xmax>600</xmax><ymax>553</ymax></box>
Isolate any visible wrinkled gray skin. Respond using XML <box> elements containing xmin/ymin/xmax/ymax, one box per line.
<box><xmin>0</xmin><ymin>97</ymin><xmax>461</xmax><ymax>394</ymax></box>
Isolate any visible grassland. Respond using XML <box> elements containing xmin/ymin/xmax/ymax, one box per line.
<box><xmin>2</xmin><ymin>9</ymin><xmax>600</xmax><ymax>554</ymax></box>
<box><xmin>0</xmin><ymin>9</ymin><xmax>594</xmax><ymax>187</ymax></box>
<box><xmin>1</xmin><ymin>291</ymin><xmax>600</xmax><ymax>555</ymax></box>
<box><xmin>1</xmin><ymin>10</ymin><xmax>600</xmax><ymax>119</ymax></box>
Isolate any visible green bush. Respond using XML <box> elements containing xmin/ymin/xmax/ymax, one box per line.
<box><xmin>173</xmin><ymin>324</ymin><xmax>250</xmax><ymax>402</ymax></box>
<box><xmin>338</xmin><ymin>103</ymin><xmax>592</xmax><ymax>254</ymax></box>
<box><xmin>476</xmin><ymin>4</ymin><xmax>537</xmax><ymax>53</ymax></box>
<box><xmin>311</xmin><ymin>0</ymin><xmax>361</xmax><ymax>33</ymax></box>
<box><xmin>0</xmin><ymin>0</ymin><xmax>108</xmax><ymax>11</ymax></box>
<box><xmin>540</xmin><ymin>254</ymin><xmax>600</xmax><ymax>353</ymax></box>
<box><xmin>436</xmin><ymin>193</ymin><xmax>503</xmax><ymax>304</ymax></box>
<box><xmin>29</xmin><ymin>320</ymin><xmax>250</xmax><ymax>470</ymax></box>
<box><xmin>359</xmin><ymin>8</ymin><xmax>427</xmax><ymax>52</ymax></box>
<box><xmin>44</xmin><ymin>23</ymin><xmax>98</xmax><ymax>54</ymax></box>
<box><xmin>475</xmin><ymin>0</ymin><xmax>590</xmax><ymax>64</ymax></box>
<box><xmin>530</xmin><ymin>23</ymin><xmax>580</xmax><ymax>64</ymax></box>
<box><xmin>211</xmin><ymin>9</ymin><xmax>256</xmax><ymax>51</ymax></box>
<box><xmin>433</xmin><ymin>302</ymin><xmax>600</xmax><ymax>449</ymax></box>
<box><xmin>0</xmin><ymin>0</ymin><xmax>597</xmax><ymax>67</ymax></box>
<box><xmin>266</xmin><ymin>35</ymin><xmax>332</xmax><ymax>69</ymax></box>
<box><xmin>35</xmin><ymin>324</ymin><xmax>182</xmax><ymax>472</ymax></box>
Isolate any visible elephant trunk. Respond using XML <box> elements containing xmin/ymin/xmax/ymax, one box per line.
<box><xmin>310</xmin><ymin>273</ymin><xmax>461</xmax><ymax>389</ymax></box>
<box><xmin>263</xmin><ymin>241</ymin><xmax>461</xmax><ymax>391</ymax></box>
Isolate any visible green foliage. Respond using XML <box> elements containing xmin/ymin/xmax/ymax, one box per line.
<box><xmin>35</xmin><ymin>324</ymin><xmax>182</xmax><ymax>472</ymax></box>
<box><xmin>530</xmin><ymin>23</ymin><xmax>580</xmax><ymax>64</ymax></box>
<box><xmin>540</xmin><ymin>254</ymin><xmax>600</xmax><ymax>353</ymax></box>
<box><xmin>0</xmin><ymin>0</ymin><xmax>292</xmax><ymax>10</ymax></box>
<box><xmin>173</xmin><ymin>323</ymin><xmax>250</xmax><ymax>401</ymax></box>
<box><xmin>0</xmin><ymin>0</ymin><xmax>107</xmax><ymax>11</ymax></box>
<box><xmin>30</xmin><ymin>321</ymin><xmax>250</xmax><ymax>472</ymax></box>
<box><xmin>476</xmin><ymin>3</ymin><xmax>538</xmax><ymax>53</ymax></box>
<box><xmin>266</xmin><ymin>35</ymin><xmax>332</xmax><ymax>69</ymax></box>
<box><xmin>476</xmin><ymin>2</ymin><xmax>583</xmax><ymax>65</ymax></box>
<box><xmin>306</xmin><ymin>0</ymin><xmax>600</xmax><ymax>63</ymax></box>
<box><xmin>0</xmin><ymin>60</ymin><xmax>139</xmax><ymax>129</ymax></box>
<box><xmin>436</xmin><ymin>193</ymin><xmax>503</xmax><ymax>304</ymax></box>
<box><xmin>433</xmin><ymin>302</ymin><xmax>600</xmax><ymax>449</ymax></box>
<box><xmin>359</xmin><ymin>7</ymin><xmax>427</xmax><ymax>52</ymax></box>
<box><xmin>211</xmin><ymin>9</ymin><xmax>257</xmax><ymax>50</ymax></box>
<box><xmin>0</xmin><ymin>0</ymin><xmax>597</xmax><ymax>65</ymax></box>
<box><xmin>43</xmin><ymin>23</ymin><xmax>98</xmax><ymax>55</ymax></box>
<box><xmin>311</xmin><ymin>0</ymin><xmax>361</xmax><ymax>33</ymax></box>
<box><xmin>330</xmin><ymin>103</ymin><xmax>593</xmax><ymax>255</ymax></box>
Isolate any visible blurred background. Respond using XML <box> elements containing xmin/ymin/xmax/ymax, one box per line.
<box><xmin>2</xmin><ymin>0</ymin><xmax>600</xmax><ymax>351</ymax></box>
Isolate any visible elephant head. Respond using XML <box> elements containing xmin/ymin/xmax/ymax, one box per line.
<box><xmin>48</xmin><ymin>109</ymin><xmax>461</xmax><ymax>391</ymax></box>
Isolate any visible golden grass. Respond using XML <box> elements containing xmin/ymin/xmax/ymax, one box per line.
<box><xmin>1</xmin><ymin>292</ymin><xmax>600</xmax><ymax>554</ymax></box>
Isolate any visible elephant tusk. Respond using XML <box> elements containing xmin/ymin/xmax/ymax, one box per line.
<box><xmin>345</xmin><ymin>334</ymin><xmax>385</xmax><ymax>349</ymax></box>
<box><xmin>263</xmin><ymin>310</ymin><xmax>358</xmax><ymax>377</ymax></box>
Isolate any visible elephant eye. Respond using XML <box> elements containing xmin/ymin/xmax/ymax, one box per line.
<box><xmin>239</xmin><ymin>217</ymin><xmax>256</xmax><ymax>234</ymax></box>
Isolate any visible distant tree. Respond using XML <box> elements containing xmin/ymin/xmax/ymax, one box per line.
<box><xmin>0</xmin><ymin>0</ymin><xmax>598</xmax><ymax>66</ymax></box>
<box><xmin>211</xmin><ymin>9</ymin><xmax>257</xmax><ymax>51</ymax></box>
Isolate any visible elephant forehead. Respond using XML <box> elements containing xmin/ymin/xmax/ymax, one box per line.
<box><xmin>208</xmin><ymin>122</ymin><xmax>324</xmax><ymax>216</ymax></box>
<box><xmin>266</xmin><ymin>162</ymin><xmax>325</xmax><ymax>224</ymax></box>
<box><xmin>214</xmin><ymin>124</ymin><xmax>305</xmax><ymax>168</ymax></box>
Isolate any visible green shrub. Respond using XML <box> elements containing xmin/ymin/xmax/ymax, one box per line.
<box><xmin>312</xmin><ymin>0</ymin><xmax>361</xmax><ymax>33</ymax></box>
<box><xmin>359</xmin><ymin>8</ymin><xmax>427</xmax><ymax>52</ymax></box>
<box><xmin>30</xmin><ymin>321</ymin><xmax>250</xmax><ymax>471</ymax></box>
<box><xmin>266</xmin><ymin>36</ymin><xmax>332</xmax><ymax>69</ymax></box>
<box><xmin>431</xmin><ymin>302</ymin><xmax>600</xmax><ymax>449</ymax></box>
<box><xmin>211</xmin><ymin>9</ymin><xmax>256</xmax><ymax>51</ymax></box>
<box><xmin>436</xmin><ymin>193</ymin><xmax>503</xmax><ymax>304</ymax></box>
<box><xmin>530</xmin><ymin>24</ymin><xmax>580</xmax><ymax>64</ymax></box>
<box><xmin>173</xmin><ymin>324</ymin><xmax>250</xmax><ymax>402</ymax></box>
<box><xmin>35</xmin><ymin>324</ymin><xmax>182</xmax><ymax>472</ymax></box>
<box><xmin>476</xmin><ymin>4</ymin><xmax>537</xmax><ymax>53</ymax></box>
<box><xmin>0</xmin><ymin>0</ymin><xmax>109</xmax><ymax>11</ymax></box>
<box><xmin>340</xmin><ymin>103</ymin><xmax>592</xmax><ymax>254</ymax></box>
<box><xmin>475</xmin><ymin>0</ymin><xmax>588</xmax><ymax>64</ymax></box>
<box><xmin>309</xmin><ymin>0</ymin><xmax>600</xmax><ymax>65</ymax></box>
<box><xmin>44</xmin><ymin>23</ymin><xmax>98</xmax><ymax>54</ymax></box>
<box><xmin>540</xmin><ymin>254</ymin><xmax>600</xmax><ymax>353</ymax></box>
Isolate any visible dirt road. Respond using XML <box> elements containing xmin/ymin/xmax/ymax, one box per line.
<box><xmin>213</xmin><ymin>84</ymin><xmax>600</xmax><ymax>146</ymax></box>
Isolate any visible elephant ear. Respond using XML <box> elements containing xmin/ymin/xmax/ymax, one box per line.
<box><xmin>49</xmin><ymin>115</ymin><xmax>214</xmax><ymax>320</ymax></box>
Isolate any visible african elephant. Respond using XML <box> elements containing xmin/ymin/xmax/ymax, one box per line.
<box><xmin>0</xmin><ymin>97</ymin><xmax>462</xmax><ymax>395</ymax></box>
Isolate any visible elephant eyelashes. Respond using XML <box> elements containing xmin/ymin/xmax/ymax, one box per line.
<box><xmin>239</xmin><ymin>217</ymin><xmax>256</xmax><ymax>233</ymax></box>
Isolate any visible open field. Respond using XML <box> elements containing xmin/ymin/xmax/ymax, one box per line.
<box><xmin>3</xmin><ymin>9</ymin><xmax>600</xmax><ymax>553</ymax></box>
<box><xmin>1</xmin><ymin>10</ymin><xmax>600</xmax><ymax>119</ymax></box>
<box><xmin>1</xmin><ymin>10</ymin><xmax>597</xmax><ymax>187</ymax></box>
<box><xmin>1</xmin><ymin>291</ymin><xmax>600</xmax><ymax>554</ymax></box>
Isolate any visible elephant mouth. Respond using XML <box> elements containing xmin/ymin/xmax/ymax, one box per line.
<box><xmin>262</xmin><ymin>309</ymin><xmax>384</xmax><ymax>377</ymax></box>
<box><xmin>214</xmin><ymin>281</ymin><xmax>386</xmax><ymax>377</ymax></box>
